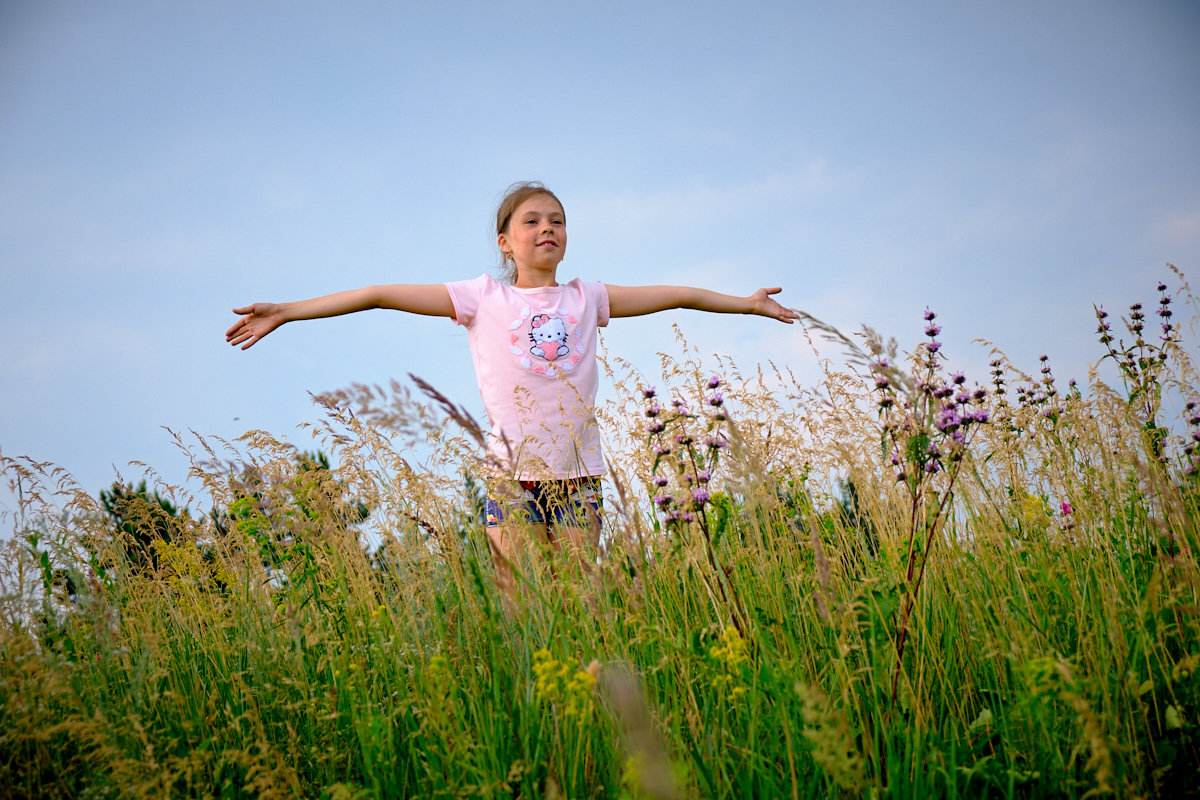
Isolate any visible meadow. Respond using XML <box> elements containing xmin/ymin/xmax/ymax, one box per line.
<box><xmin>2</xmin><ymin>271</ymin><xmax>1198</xmax><ymax>799</ymax></box>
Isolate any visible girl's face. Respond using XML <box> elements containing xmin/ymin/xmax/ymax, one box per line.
<box><xmin>498</xmin><ymin>194</ymin><xmax>567</xmax><ymax>276</ymax></box>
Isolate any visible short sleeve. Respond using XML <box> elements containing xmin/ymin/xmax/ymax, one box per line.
<box><xmin>444</xmin><ymin>274</ymin><xmax>490</xmax><ymax>327</ymax></box>
<box><xmin>587</xmin><ymin>281</ymin><xmax>611</xmax><ymax>327</ymax></box>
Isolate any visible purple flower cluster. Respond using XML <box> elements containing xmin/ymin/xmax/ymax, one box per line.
<box><xmin>1094</xmin><ymin>279</ymin><xmax>1180</xmax><ymax>436</ymax></box>
<box><xmin>642</xmin><ymin>374</ymin><xmax>729</xmax><ymax>529</ymax></box>
<box><xmin>1186</xmin><ymin>399</ymin><xmax>1200</xmax><ymax>477</ymax></box>
<box><xmin>871</xmin><ymin>309</ymin><xmax>993</xmax><ymax>483</ymax></box>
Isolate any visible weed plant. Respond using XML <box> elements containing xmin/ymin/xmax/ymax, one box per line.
<box><xmin>2</xmin><ymin>270</ymin><xmax>1198</xmax><ymax>799</ymax></box>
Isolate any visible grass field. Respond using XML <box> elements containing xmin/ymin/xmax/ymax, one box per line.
<box><xmin>2</xmin><ymin>273</ymin><xmax>1198</xmax><ymax>799</ymax></box>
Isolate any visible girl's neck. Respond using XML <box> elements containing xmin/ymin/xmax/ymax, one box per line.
<box><xmin>513</xmin><ymin>266</ymin><xmax>559</xmax><ymax>289</ymax></box>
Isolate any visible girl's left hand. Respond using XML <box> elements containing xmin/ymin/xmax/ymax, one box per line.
<box><xmin>751</xmin><ymin>287</ymin><xmax>800</xmax><ymax>323</ymax></box>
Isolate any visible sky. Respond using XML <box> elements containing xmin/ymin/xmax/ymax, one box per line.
<box><xmin>2</xmin><ymin>0</ymin><xmax>1199</xmax><ymax>513</ymax></box>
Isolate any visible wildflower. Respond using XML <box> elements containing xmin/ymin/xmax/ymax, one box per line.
<box><xmin>875</xmin><ymin>375</ymin><xmax>890</xmax><ymax>390</ymax></box>
<box><xmin>927</xmin><ymin>341</ymin><xmax>942</xmax><ymax>354</ymax></box>
<box><xmin>705</xmin><ymin>435</ymin><xmax>727</xmax><ymax>450</ymax></box>
<box><xmin>709</xmin><ymin>392</ymin><xmax>724</xmax><ymax>407</ymax></box>
<box><xmin>1061</xmin><ymin>502</ymin><xmax>1073</xmax><ymax>515</ymax></box>
<box><xmin>692</xmin><ymin>488</ymin><xmax>711</xmax><ymax>508</ymax></box>
<box><xmin>972</xmin><ymin>387</ymin><xmax>986</xmax><ymax>401</ymax></box>
<box><xmin>697</xmin><ymin>468</ymin><xmax>711</xmax><ymax>483</ymax></box>
<box><xmin>951</xmin><ymin>371</ymin><xmax>966</xmax><ymax>385</ymax></box>
<box><xmin>1158</xmin><ymin>282</ymin><xmax>1168</xmax><ymax>292</ymax></box>
<box><xmin>642</xmin><ymin>386</ymin><xmax>656</xmax><ymax>399</ymax></box>
<box><xmin>707</xmin><ymin>375</ymin><xmax>722</xmax><ymax>389</ymax></box>
<box><xmin>924</xmin><ymin>310</ymin><xmax>936</xmax><ymax>321</ymax></box>
<box><xmin>653</xmin><ymin>494</ymin><xmax>673</xmax><ymax>509</ymax></box>
<box><xmin>653</xmin><ymin>476</ymin><xmax>669</xmax><ymax>487</ymax></box>
<box><xmin>647</xmin><ymin>420</ymin><xmax>665</xmax><ymax>434</ymax></box>
<box><xmin>645</xmin><ymin>403</ymin><xmax>661</xmax><ymax>418</ymax></box>
<box><xmin>675</xmin><ymin>432</ymin><xmax>693</xmax><ymax>446</ymax></box>
<box><xmin>925</xmin><ymin>324</ymin><xmax>942</xmax><ymax>338</ymax></box>
<box><xmin>653</xmin><ymin>442</ymin><xmax>672</xmax><ymax>455</ymax></box>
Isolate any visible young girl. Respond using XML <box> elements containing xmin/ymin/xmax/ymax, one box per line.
<box><xmin>226</xmin><ymin>181</ymin><xmax>798</xmax><ymax>587</ymax></box>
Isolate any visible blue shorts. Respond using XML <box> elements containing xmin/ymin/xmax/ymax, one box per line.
<box><xmin>484</xmin><ymin>477</ymin><xmax>603</xmax><ymax>528</ymax></box>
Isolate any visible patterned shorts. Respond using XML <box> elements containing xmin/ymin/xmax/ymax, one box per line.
<box><xmin>484</xmin><ymin>476</ymin><xmax>603</xmax><ymax>528</ymax></box>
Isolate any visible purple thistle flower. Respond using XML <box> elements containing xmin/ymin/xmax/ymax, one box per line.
<box><xmin>654</xmin><ymin>476</ymin><xmax>669</xmax><ymax>487</ymax></box>
<box><xmin>972</xmin><ymin>387</ymin><xmax>987</xmax><ymax>401</ymax></box>
<box><xmin>1061</xmin><ymin>502</ymin><xmax>1073</xmax><ymax>515</ymax></box>
<box><xmin>1158</xmin><ymin>282</ymin><xmax>1167</xmax><ymax>292</ymax></box>
<box><xmin>973</xmin><ymin>409</ymin><xmax>990</xmax><ymax>423</ymax></box>
<box><xmin>672</xmin><ymin>398</ymin><xmax>687</xmax><ymax>410</ymax></box>
<box><xmin>645</xmin><ymin>403</ymin><xmax>662</xmax><ymax>418</ymax></box>
<box><xmin>927</xmin><ymin>341</ymin><xmax>942</xmax><ymax>353</ymax></box>
<box><xmin>675</xmin><ymin>433</ymin><xmax>693</xmax><ymax>446</ymax></box>
<box><xmin>697</xmin><ymin>469</ymin><xmax>711</xmax><ymax>483</ymax></box>
<box><xmin>707</xmin><ymin>375</ymin><xmax>721</xmax><ymax>389</ymax></box>
<box><xmin>705</xmin><ymin>435</ymin><xmax>727</xmax><ymax>450</ymax></box>
<box><xmin>925</xmin><ymin>324</ymin><xmax>942</xmax><ymax>337</ymax></box>
<box><xmin>925</xmin><ymin>461</ymin><xmax>941</xmax><ymax>474</ymax></box>
<box><xmin>875</xmin><ymin>375</ymin><xmax>890</xmax><ymax>390</ymax></box>
<box><xmin>648</xmin><ymin>420</ymin><xmax>665</xmax><ymax>434</ymax></box>
<box><xmin>692</xmin><ymin>489</ymin><xmax>711</xmax><ymax>507</ymax></box>
<box><xmin>924</xmin><ymin>310</ymin><xmax>937</xmax><ymax>321</ymax></box>
<box><xmin>642</xmin><ymin>386</ymin><xmax>657</xmax><ymax>399</ymax></box>
<box><xmin>895</xmin><ymin>470</ymin><xmax>907</xmax><ymax>482</ymax></box>
<box><xmin>709</xmin><ymin>392</ymin><xmax>724</xmax><ymax>407</ymax></box>
<box><xmin>654</xmin><ymin>443</ymin><xmax>672</xmax><ymax>455</ymax></box>
<box><xmin>951</xmin><ymin>372</ymin><xmax>966</xmax><ymax>385</ymax></box>
<box><xmin>653</xmin><ymin>494</ymin><xmax>673</xmax><ymax>509</ymax></box>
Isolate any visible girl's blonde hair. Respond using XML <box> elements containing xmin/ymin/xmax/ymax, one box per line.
<box><xmin>495</xmin><ymin>181</ymin><xmax>565</xmax><ymax>284</ymax></box>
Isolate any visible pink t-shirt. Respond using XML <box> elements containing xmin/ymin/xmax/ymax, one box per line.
<box><xmin>445</xmin><ymin>274</ymin><xmax>610</xmax><ymax>480</ymax></box>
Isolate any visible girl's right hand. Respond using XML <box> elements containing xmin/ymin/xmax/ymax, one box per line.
<box><xmin>226</xmin><ymin>303</ymin><xmax>286</xmax><ymax>350</ymax></box>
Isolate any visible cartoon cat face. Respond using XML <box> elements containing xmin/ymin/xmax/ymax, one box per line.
<box><xmin>531</xmin><ymin>315</ymin><xmax>568</xmax><ymax>344</ymax></box>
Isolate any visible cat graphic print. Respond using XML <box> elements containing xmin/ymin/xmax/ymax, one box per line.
<box><xmin>507</xmin><ymin>306</ymin><xmax>583</xmax><ymax>377</ymax></box>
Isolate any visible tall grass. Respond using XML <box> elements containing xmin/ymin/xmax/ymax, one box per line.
<box><xmin>2</xmin><ymin>274</ymin><xmax>1198</xmax><ymax>798</ymax></box>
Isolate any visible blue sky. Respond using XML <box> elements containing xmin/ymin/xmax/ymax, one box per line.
<box><xmin>2</xmin><ymin>0</ymin><xmax>1198</xmax><ymax>506</ymax></box>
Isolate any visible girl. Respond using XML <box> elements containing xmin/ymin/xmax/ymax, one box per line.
<box><xmin>226</xmin><ymin>181</ymin><xmax>798</xmax><ymax>588</ymax></box>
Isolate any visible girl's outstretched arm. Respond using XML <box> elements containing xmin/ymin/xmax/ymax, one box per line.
<box><xmin>226</xmin><ymin>284</ymin><xmax>454</xmax><ymax>350</ymax></box>
<box><xmin>606</xmin><ymin>285</ymin><xmax>799</xmax><ymax>323</ymax></box>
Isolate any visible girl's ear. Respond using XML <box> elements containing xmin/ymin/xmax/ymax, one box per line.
<box><xmin>497</xmin><ymin>232</ymin><xmax>511</xmax><ymax>258</ymax></box>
